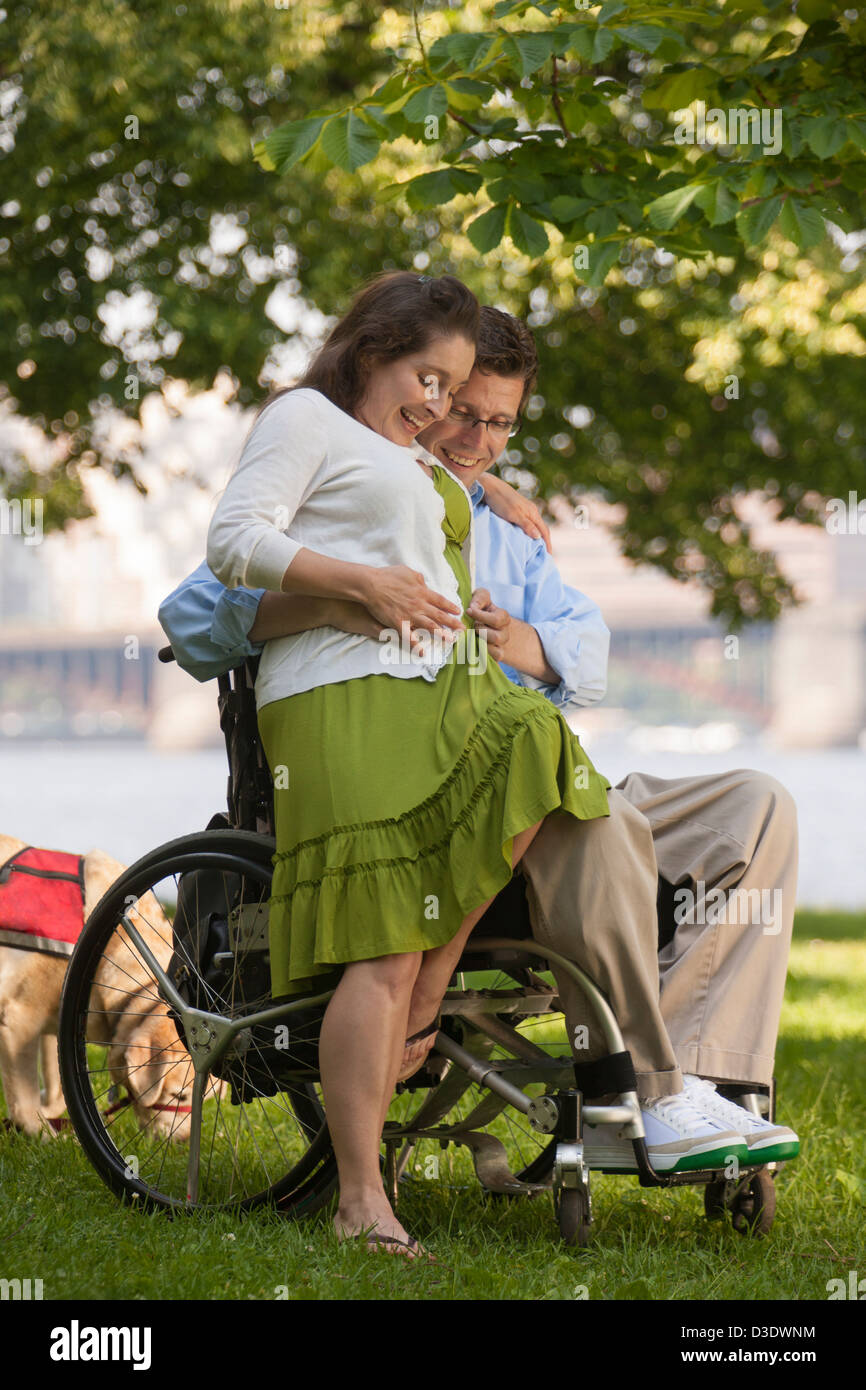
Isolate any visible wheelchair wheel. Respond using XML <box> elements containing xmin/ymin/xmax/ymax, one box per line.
<box><xmin>58</xmin><ymin>830</ymin><xmax>337</xmax><ymax>1215</ymax></box>
<box><xmin>704</xmin><ymin>1169</ymin><xmax>776</xmax><ymax>1237</ymax></box>
<box><xmin>730</xmin><ymin>1169</ymin><xmax>776</xmax><ymax>1237</ymax></box>
<box><xmin>555</xmin><ymin>1187</ymin><xmax>591</xmax><ymax>1248</ymax></box>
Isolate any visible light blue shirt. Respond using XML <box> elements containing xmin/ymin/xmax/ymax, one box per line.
<box><xmin>158</xmin><ymin>480</ymin><xmax>609</xmax><ymax>715</ymax></box>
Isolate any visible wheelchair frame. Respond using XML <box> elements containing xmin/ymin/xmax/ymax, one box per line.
<box><xmin>59</xmin><ymin>646</ymin><xmax>779</xmax><ymax>1246</ymax></box>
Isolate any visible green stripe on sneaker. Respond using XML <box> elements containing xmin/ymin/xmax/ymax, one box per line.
<box><xmin>666</xmin><ymin>1142</ymin><xmax>750</xmax><ymax>1174</ymax></box>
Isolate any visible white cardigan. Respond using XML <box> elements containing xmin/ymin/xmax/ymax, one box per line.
<box><xmin>206</xmin><ymin>387</ymin><xmax>477</xmax><ymax>710</ymax></box>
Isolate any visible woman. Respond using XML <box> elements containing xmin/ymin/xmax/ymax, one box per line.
<box><xmin>207</xmin><ymin>271</ymin><xmax>610</xmax><ymax>1258</ymax></box>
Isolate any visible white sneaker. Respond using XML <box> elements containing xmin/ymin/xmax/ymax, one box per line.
<box><xmin>583</xmin><ymin>1089</ymin><xmax>749</xmax><ymax>1174</ymax></box>
<box><xmin>682</xmin><ymin>1075</ymin><xmax>799</xmax><ymax>1164</ymax></box>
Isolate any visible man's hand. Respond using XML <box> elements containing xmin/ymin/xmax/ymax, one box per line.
<box><xmin>466</xmin><ymin>588</ymin><xmax>511</xmax><ymax>663</ymax></box>
<box><xmin>328</xmin><ymin>598</ymin><xmax>385</xmax><ymax>641</ymax></box>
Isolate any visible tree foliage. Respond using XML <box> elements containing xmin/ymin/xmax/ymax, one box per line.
<box><xmin>255</xmin><ymin>0</ymin><xmax>866</xmax><ymax>624</ymax></box>
<box><xmin>0</xmin><ymin>0</ymin><xmax>407</xmax><ymax>504</ymax></box>
<box><xmin>2</xmin><ymin>1</ymin><xmax>865</xmax><ymax>623</ymax></box>
<box><xmin>259</xmin><ymin>0</ymin><xmax>866</xmax><ymax>267</ymax></box>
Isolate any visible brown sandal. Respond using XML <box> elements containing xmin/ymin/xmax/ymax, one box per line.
<box><xmin>404</xmin><ymin>1020</ymin><xmax>439</xmax><ymax>1046</ymax></box>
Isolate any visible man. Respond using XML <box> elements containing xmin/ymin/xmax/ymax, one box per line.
<box><xmin>159</xmin><ymin>307</ymin><xmax>799</xmax><ymax>1174</ymax></box>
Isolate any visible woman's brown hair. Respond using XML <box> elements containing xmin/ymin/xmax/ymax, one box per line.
<box><xmin>258</xmin><ymin>270</ymin><xmax>479</xmax><ymax>420</ymax></box>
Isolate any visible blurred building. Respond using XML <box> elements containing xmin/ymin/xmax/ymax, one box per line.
<box><xmin>1</xmin><ymin>387</ymin><xmax>865</xmax><ymax>749</ymax></box>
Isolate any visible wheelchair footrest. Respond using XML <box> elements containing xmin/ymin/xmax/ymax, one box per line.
<box><xmin>458</xmin><ymin>1132</ymin><xmax>552</xmax><ymax>1195</ymax></box>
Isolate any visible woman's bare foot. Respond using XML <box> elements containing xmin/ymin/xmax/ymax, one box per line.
<box><xmin>334</xmin><ymin>1197</ymin><xmax>429</xmax><ymax>1259</ymax></box>
<box><xmin>397</xmin><ymin>1020</ymin><xmax>439</xmax><ymax>1083</ymax></box>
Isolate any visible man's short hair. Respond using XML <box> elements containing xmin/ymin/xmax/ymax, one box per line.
<box><xmin>475</xmin><ymin>307</ymin><xmax>539</xmax><ymax>414</ymax></box>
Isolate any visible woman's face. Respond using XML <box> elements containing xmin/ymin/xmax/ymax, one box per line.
<box><xmin>354</xmin><ymin>334</ymin><xmax>476</xmax><ymax>447</ymax></box>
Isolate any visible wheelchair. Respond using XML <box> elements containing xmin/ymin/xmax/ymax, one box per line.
<box><xmin>57</xmin><ymin>650</ymin><xmax>780</xmax><ymax>1246</ymax></box>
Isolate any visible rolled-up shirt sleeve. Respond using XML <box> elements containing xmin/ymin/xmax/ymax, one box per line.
<box><xmin>517</xmin><ymin>538</ymin><xmax>610</xmax><ymax>712</ymax></box>
<box><xmin>158</xmin><ymin>560</ymin><xmax>265</xmax><ymax>682</ymax></box>
<box><xmin>206</xmin><ymin>391</ymin><xmax>328</xmax><ymax>592</ymax></box>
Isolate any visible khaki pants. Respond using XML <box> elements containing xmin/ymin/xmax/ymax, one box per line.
<box><xmin>519</xmin><ymin>769</ymin><xmax>798</xmax><ymax>1099</ymax></box>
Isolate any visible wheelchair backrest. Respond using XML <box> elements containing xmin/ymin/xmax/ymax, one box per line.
<box><xmin>217</xmin><ymin>655</ymin><xmax>275</xmax><ymax>836</ymax></box>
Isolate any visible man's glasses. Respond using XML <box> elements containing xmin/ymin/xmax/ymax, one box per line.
<box><xmin>447</xmin><ymin>405</ymin><xmax>522</xmax><ymax>438</ymax></box>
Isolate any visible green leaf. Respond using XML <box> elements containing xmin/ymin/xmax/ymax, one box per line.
<box><xmin>257</xmin><ymin>115</ymin><xmax>327</xmax><ymax>173</ymax></box>
<box><xmin>546</xmin><ymin>195</ymin><xmax>594</xmax><ymax>222</ymax></box>
<box><xmin>506</xmin><ymin>204</ymin><xmax>550</xmax><ymax>258</ymax></box>
<box><xmin>694</xmin><ymin>181</ymin><xmax>739</xmax><ymax>226</ymax></box>
<box><xmin>646</xmin><ymin>183</ymin><xmax>702</xmax><ymax>230</ymax></box>
<box><xmin>359</xmin><ymin>104</ymin><xmax>405</xmax><ymax>140</ymax></box>
<box><xmin>586</xmin><ymin>205</ymin><xmax>619</xmax><ymax>237</ymax></box>
<box><xmin>617</xmin><ymin>198</ymin><xmax>644</xmax><ymax>229</ymax></box>
<box><xmin>493</xmin><ymin>0</ymin><xmax>532</xmax><ymax>15</ymax></box>
<box><xmin>403</xmin><ymin>85</ymin><xmax>449</xmax><ymax>124</ymax></box>
<box><xmin>785</xmin><ymin>167</ymin><xmax>817</xmax><ymax>191</ymax></box>
<box><xmin>429</xmin><ymin>32</ymin><xmax>494</xmax><ymax>74</ymax></box>
<box><xmin>443</xmin><ymin>78</ymin><xmax>490</xmax><ymax>112</ymax></box>
<box><xmin>466</xmin><ymin>204</ymin><xmax>508</xmax><ymax>254</ymax></box>
<box><xmin>614</xmin><ymin>24</ymin><xmax>668</xmax><ymax>53</ymax></box>
<box><xmin>804</xmin><ymin>114</ymin><xmax>850</xmax><ymax>159</ymax></box>
<box><xmin>571</xmin><ymin>26</ymin><xmax>618</xmax><ymax>64</ymax></box>
<box><xmin>747</xmin><ymin>165</ymin><xmax>780</xmax><ymax>198</ymax></box>
<box><xmin>504</xmin><ymin>32</ymin><xmax>556</xmax><ymax>79</ymax></box>
<box><xmin>450</xmin><ymin>168</ymin><xmax>484</xmax><ymax>195</ymax></box>
<box><xmin>370</xmin><ymin>73</ymin><xmax>414</xmax><ymax>107</ymax></box>
<box><xmin>781</xmin><ymin>118</ymin><xmax>804</xmax><ymax>159</ymax></box>
<box><xmin>778</xmin><ymin>198</ymin><xmax>825</xmax><ymax>250</ymax></box>
<box><xmin>585</xmin><ymin>240</ymin><xmax>621</xmax><ymax>287</ymax></box>
<box><xmin>597</xmin><ymin>1</ymin><xmax>626</xmax><ymax>20</ymax></box>
<box><xmin>644</xmin><ymin>66</ymin><xmax>713</xmax><ymax>111</ymax></box>
<box><xmin>848</xmin><ymin>118</ymin><xmax>866</xmax><ymax>150</ymax></box>
<box><xmin>401</xmin><ymin>167</ymin><xmax>481</xmax><ymax>211</ymax></box>
<box><xmin>735</xmin><ymin>194</ymin><xmax>783</xmax><ymax>244</ymax></box>
<box><xmin>402</xmin><ymin>168</ymin><xmax>459</xmax><ymax>212</ymax></box>
<box><xmin>320</xmin><ymin>112</ymin><xmax>380</xmax><ymax>172</ymax></box>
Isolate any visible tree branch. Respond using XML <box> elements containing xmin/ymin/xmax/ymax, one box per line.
<box><xmin>739</xmin><ymin>174</ymin><xmax>842</xmax><ymax>208</ymax></box>
<box><xmin>551</xmin><ymin>56</ymin><xmax>570</xmax><ymax>136</ymax></box>
<box><xmin>412</xmin><ymin>2</ymin><xmax>434</xmax><ymax>81</ymax></box>
<box><xmin>447</xmin><ymin>108</ymin><xmax>486</xmax><ymax>139</ymax></box>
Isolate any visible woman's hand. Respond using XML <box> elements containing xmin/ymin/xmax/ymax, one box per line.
<box><xmin>480</xmin><ymin>473</ymin><xmax>552</xmax><ymax>554</ymax></box>
<box><xmin>466</xmin><ymin>588</ymin><xmax>511</xmax><ymax>664</ymax></box>
<box><xmin>360</xmin><ymin>565</ymin><xmax>465</xmax><ymax>643</ymax></box>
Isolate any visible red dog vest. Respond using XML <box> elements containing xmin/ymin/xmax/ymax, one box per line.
<box><xmin>0</xmin><ymin>847</ymin><xmax>86</xmax><ymax>958</ymax></box>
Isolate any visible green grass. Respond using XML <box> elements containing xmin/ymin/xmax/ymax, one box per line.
<box><xmin>2</xmin><ymin>909</ymin><xmax>864</xmax><ymax>1301</ymax></box>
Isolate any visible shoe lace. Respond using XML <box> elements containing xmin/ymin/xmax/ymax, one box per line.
<box><xmin>644</xmin><ymin>1089</ymin><xmax>720</xmax><ymax>1129</ymax></box>
<box><xmin>683</xmin><ymin>1074</ymin><xmax>763</xmax><ymax>1130</ymax></box>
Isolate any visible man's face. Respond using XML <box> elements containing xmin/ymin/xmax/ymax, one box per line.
<box><xmin>417</xmin><ymin>369</ymin><xmax>524</xmax><ymax>491</ymax></box>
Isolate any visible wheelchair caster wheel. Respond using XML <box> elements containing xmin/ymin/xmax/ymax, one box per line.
<box><xmin>704</xmin><ymin>1170</ymin><xmax>776</xmax><ymax>1237</ymax></box>
<box><xmin>703</xmin><ymin>1179</ymin><xmax>729</xmax><ymax>1221</ymax></box>
<box><xmin>730</xmin><ymin>1169</ymin><xmax>776</xmax><ymax>1236</ymax></box>
<box><xmin>556</xmin><ymin>1187</ymin><xmax>591</xmax><ymax>1248</ymax></box>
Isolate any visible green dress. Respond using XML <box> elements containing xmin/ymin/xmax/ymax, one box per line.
<box><xmin>257</xmin><ymin>463</ymin><xmax>610</xmax><ymax>998</ymax></box>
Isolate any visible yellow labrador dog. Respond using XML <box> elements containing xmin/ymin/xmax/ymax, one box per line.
<box><xmin>0</xmin><ymin>834</ymin><xmax>203</xmax><ymax>1141</ymax></box>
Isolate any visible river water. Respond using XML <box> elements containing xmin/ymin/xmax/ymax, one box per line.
<box><xmin>2</xmin><ymin>735</ymin><xmax>865</xmax><ymax>911</ymax></box>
